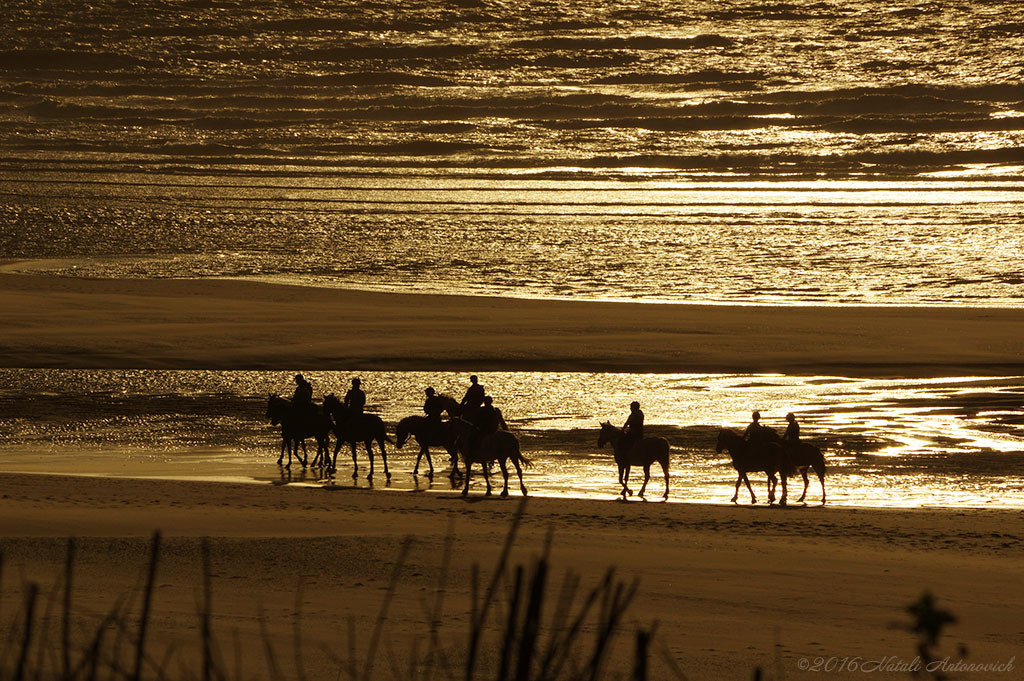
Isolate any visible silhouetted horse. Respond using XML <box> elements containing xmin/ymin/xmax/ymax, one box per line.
<box><xmin>395</xmin><ymin>415</ymin><xmax>458</xmax><ymax>476</ymax></box>
<box><xmin>265</xmin><ymin>394</ymin><xmax>331</xmax><ymax>468</ymax></box>
<box><xmin>448</xmin><ymin>418</ymin><xmax>530</xmax><ymax>498</ymax></box>
<box><xmin>715</xmin><ymin>428</ymin><xmax>788</xmax><ymax>505</ymax></box>
<box><xmin>762</xmin><ymin>427</ymin><xmax>827</xmax><ymax>504</ymax></box>
<box><xmin>321</xmin><ymin>393</ymin><xmax>393</xmax><ymax>480</ymax></box>
<box><xmin>597</xmin><ymin>422</ymin><xmax>670</xmax><ymax>499</ymax></box>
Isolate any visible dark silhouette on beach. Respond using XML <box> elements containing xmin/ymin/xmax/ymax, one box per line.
<box><xmin>762</xmin><ymin>420</ymin><xmax>827</xmax><ymax>504</ymax></box>
<box><xmin>448</xmin><ymin>416</ymin><xmax>529</xmax><ymax>498</ymax></box>
<box><xmin>715</xmin><ymin>428</ymin><xmax>788</xmax><ymax>504</ymax></box>
<box><xmin>321</xmin><ymin>393</ymin><xmax>393</xmax><ymax>480</ymax></box>
<box><xmin>265</xmin><ymin>393</ymin><xmax>330</xmax><ymax>469</ymax></box>
<box><xmin>395</xmin><ymin>414</ymin><xmax>458</xmax><ymax>477</ymax></box>
<box><xmin>597</xmin><ymin>420</ymin><xmax>670</xmax><ymax>499</ymax></box>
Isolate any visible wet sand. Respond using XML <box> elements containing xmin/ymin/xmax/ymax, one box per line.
<box><xmin>2</xmin><ymin>272</ymin><xmax>1023</xmax><ymax>679</ymax></box>
<box><xmin>0</xmin><ymin>473</ymin><xmax>1020</xmax><ymax>680</ymax></box>
<box><xmin>2</xmin><ymin>273</ymin><xmax>1024</xmax><ymax>376</ymax></box>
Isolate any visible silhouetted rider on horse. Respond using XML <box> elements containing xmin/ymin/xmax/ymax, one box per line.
<box><xmin>423</xmin><ymin>387</ymin><xmax>445</xmax><ymax>440</ymax></box>
<box><xmin>621</xmin><ymin>400</ymin><xmax>644</xmax><ymax>453</ymax></box>
<box><xmin>344</xmin><ymin>377</ymin><xmax>366</xmax><ymax>415</ymax></box>
<box><xmin>743</xmin><ymin>410</ymin><xmax>763</xmax><ymax>445</ymax></box>
<box><xmin>291</xmin><ymin>374</ymin><xmax>315</xmax><ymax>415</ymax></box>
<box><xmin>469</xmin><ymin>395</ymin><xmax>503</xmax><ymax>457</ymax></box>
<box><xmin>782</xmin><ymin>412</ymin><xmax>800</xmax><ymax>443</ymax></box>
<box><xmin>460</xmin><ymin>374</ymin><xmax>485</xmax><ymax>417</ymax></box>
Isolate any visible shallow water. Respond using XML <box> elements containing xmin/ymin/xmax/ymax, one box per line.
<box><xmin>2</xmin><ymin>370</ymin><xmax>1022</xmax><ymax>508</ymax></box>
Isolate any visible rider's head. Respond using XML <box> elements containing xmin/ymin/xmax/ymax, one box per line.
<box><xmin>294</xmin><ymin>373</ymin><xmax>304</xmax><ymax>384</ymax></box>
<box><xmin>752</xmin><ymin>411</ymin><xmax>760</xmax><ymax>421</ymax></box>
<box><xmin>425</xmin><ymin>387</ymin><xmax>435</xmax><ymax>396</ymax></box>
<box><xmin>470</xmin><ymin>374</ymin><xmax>478</xmax><ymax>383</ymax></box>
<box><xmin>483</xmin><ymin>396</ymin><xmax>493</xmax><ymax>406</ymax></box>
<box><xmin>352</xmin><ymin>377</ymin><xmax>361</xmax><ymax>387</ymax></box>
<box><xmin>786</xmin><ymin>412</ymin><xmax>795</xmax><ymax>422</ymax></box>
<box><xmin>630</xmin><ymin>400</ymin><xmax>640</xmax><ymax>411</ymax></box>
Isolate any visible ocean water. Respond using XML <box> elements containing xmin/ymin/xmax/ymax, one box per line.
<box><xmin>1</xmin><ymin>1</ymin><xmax>1023</xmax><ymax>506</ymax></box>
<box><xmin>1</xmin><ymin>0</ymin><xmax>1024</xmax><ymax>304</ymax></box>
<box><xmin>1</xmin><ymin>369</ymin><xmax>1022</xmax><ymax>508</ymax></box>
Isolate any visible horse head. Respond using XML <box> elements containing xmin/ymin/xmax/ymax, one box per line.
<box><xmin>266</xmin><ymin>393</ymin><xmax>284</xmax><ymax>424</ymax></box>
<box><xmin>394</xmin><ymin>419</ymin><xmax>408</xmax><ymax>448</ymax></box>
<box><xmin>715</xmin><ymin>428</ymin><xmax>736</xmax><ymax>453</ymax></box>
<box><xmin>597</xmin><ymin>421</ymin><xmax>617</xmax><ymax>449</ymax></box>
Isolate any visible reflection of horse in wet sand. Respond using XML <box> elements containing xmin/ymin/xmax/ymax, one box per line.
<box><xmin>763</xmin><ymin>427</ymin><xmax>827</xmax><ymax>504</ymax></box>
<box><xmin>715</xmin><ymin>428</ymin><xmax>788</xmax><ymax>505</ymax></box>
<box><xmin>265</xmin><ymin>394</ymin><xmax>331</xmax><ymax>468</ymax></box>
<box><xmin>321</xmin><ymin>394</ymin><xmax>393</xmax><ymax>480</ymax></box>
<box><xmin>395</xmin><ymin>416</ymin><xmax>457</xmax><ymax>476</ymax></box>
<box><xmin>597</xmin><ymin>422</ymin><xmax>670</xmax><ymax>499</ymax></box>
<box><xmin>448</xmin><ymin>418</ymin><xmax>530</xmax><ymax>497</ymax></box>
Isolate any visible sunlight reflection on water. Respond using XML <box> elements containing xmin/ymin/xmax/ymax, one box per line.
<box><xmin>0</xmin><ymin>370</ymin><xmax>1021</xmax><ymax>509</ymax></box>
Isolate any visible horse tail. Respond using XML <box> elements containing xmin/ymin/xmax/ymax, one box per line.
<box><xmin>511</xmin><ymin>437</ymin><xmax>533</xmax><ymax>469</ymax></box>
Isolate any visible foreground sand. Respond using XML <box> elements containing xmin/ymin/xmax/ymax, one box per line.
<box><xmin>0</xmin><ymin>473</ymin><xmax>1020</xmax><ymax>681</ymax></box>
<box><xmin>3</xmin><ymin>272</ymin><xmax>1024</xmax><ymax>375</ymax></box>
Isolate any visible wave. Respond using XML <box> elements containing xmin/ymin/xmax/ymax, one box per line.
<box><xmin>510</xmin><ymin>34</ymin><xmax>735</xmax><ymax>50</ymax></box>
<box><xmin>592</xmin><ymin>69</ymin><xmax>768</xmax><ymax>85</ymax></box>
<box><xmin>0</xmin><ymin>49</ymin><xmax>149</xmax><ymax>71</ymax></box>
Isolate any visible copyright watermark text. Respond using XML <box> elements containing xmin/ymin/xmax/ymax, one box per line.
<box><xmin>796</xmin><ymin>655</ymin><xmax>1016</xmax><ymax>674</ymax></box>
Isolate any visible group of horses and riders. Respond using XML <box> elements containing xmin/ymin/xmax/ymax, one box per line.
<box><xmin>267</xmin><ymin>375</ymin><xmax>827</xmax><ymax>504</ymax></box>
<box><xmin>266</xmin><ymin>374</ymin><xmax>530</xmax><ymax>498</ymax></box>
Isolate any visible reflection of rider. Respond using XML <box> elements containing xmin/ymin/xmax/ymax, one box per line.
<box><xmin>292</xmin><ymin>374</ymin><xmax>313</xmax><ymax>408</ymax></box>
<box><xmin>622</xmin><ymin>400</ymin><xmax>644</xmax><ymax>452</ymax></box>
<box><xmin>461</xmin><ymin>374</ymin><xmax>485</xmax><ymax>410</ymax></box>
<box><xmin>470</xmin><ymin>395</ymin><xmax>501</xmax><ymax>455</ymax></box>
<box><xmin>743</xmin><ymin>411</ymin><xmax>762</xmax><ymax>444</ymax></box>
<box><xmin>344</xmin><ymin>377</ymin><xmax>366</xmax><ymax>415</ymax></box>
<box><xmin>782</xmin><ymin>412</ymin><xmax>800</xmax><ymax>443</ymax></box>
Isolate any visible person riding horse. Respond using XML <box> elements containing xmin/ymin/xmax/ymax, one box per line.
<box><xmin>469</xmin><ymin>395</ymin><xmax>501</xmax><ymax>456</ymax></box>
<box><xmin>743</xmin><ymin>410</ymin><xmax>763</xmax><ymax>444</ymax></box>
<box><xmin>291</xmin><ymin>374</ymin><xmax>315</xmax><ymax>415</ymax></box>
<box><xmin>344</xmin><ymin>377</ymin><xmax>366</xmax><ymax>415</ymax></box>
<box><xmin>782</xmin><ymin>412</ymin><xmax>800</xmax><ymax>443</ymax></box>
<box><xmin>423</xmin><ymin>387</ymin><xmax>445</xmax><ymax>439</ymax></box>
<box><xmin>621</xmin><ymin>400</ymin><xmax>644</xmax><ymax>453</ymax></box>
<box><xmin>460</xmin><ymin>375</ymin><xmax>486</xmax><ymax>412</ymax></box>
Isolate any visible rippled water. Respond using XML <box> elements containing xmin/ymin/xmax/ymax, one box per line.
<box><xmin>2</xmin><ymin>370</ymin><xmax>1022</xmax><ymax>508</ymax></box>
<box><xmin>2</xmin><ymin>0</ymin><xmax>1024</xmax><ymax>305</ymax></box>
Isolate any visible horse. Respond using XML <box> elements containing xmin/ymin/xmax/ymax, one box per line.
<box><xmin>715</xmin><ymin>428</ymin><xmax>788</xmax><ymax>505</ymax></box>
<box><xmin>597</xmin><ymin>422</ymin><xmax>670</xmax><ymax>500</ymax></box>
<box><xmin>265</xmin><ymin>394</ymin><xmax>331</xmax><ymax>469</ymax></box>
<box><xmin>395</xmin><ymin>415</ymin><xmax>458</xmax><ymax>476</ymax></box>
<box><xmin>321</xmin><ymin>393</ymin><xmax>393</xmax><ymax>480</ymax></box>
<box><xmin>447</xmin><ymin>418</ymin><xmax>530</xmax><ymax>498</ymax></box>
<box><xmin>762</xmin><ymin>427</ymin><xmax>827</xmax><ymax>504</ymax></box>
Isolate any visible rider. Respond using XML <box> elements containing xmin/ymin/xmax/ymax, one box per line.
<box><xmin>344</xmin><ymin>377</ymin><xmax>366</xmax><ymax>415</ymax></box>
<box><xmin>782</xmin><ymin>412</ymin><xmax>800</xmax><ymax>443</ymax></box>
<box><xmin>621</xmin><ymin>400</ymin><xmax>644</xmax><ymax>453</ymax></box>
<box><xmin>470</xmin><ymin>395</ymin><xmax>501</xmax><ymax>456</ymax></box>
<box><xmin>460</xmin><ymin>374</ymin><xmax>486</xmax><ymax>412</ymax></box>
<box><xmin>423</xmin><ymin>387</ymin><xmax>445</xmax><ymax>438</ymax></box>
<box><xmin>743</xmin><ymin>411</ymin><xmax>763</xmax><ymax>444</ymax></box>
<box><xmin>292</xmin><ymin>374</ymin><xmax>313</xmax><ymax>408</ymax></box>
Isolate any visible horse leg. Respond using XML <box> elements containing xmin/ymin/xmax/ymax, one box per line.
<box><xmin>379</xmin><ymin>436</ymin><xmax>391</xmax><ymax>480</ymax></box>
<box><xmin>413</xmin><ymin>446</ymin><xmax>423</xmax><ymax>476</ymax></box>
<box><xmin>660</xmin><ymin>456</ymin><xmax>670</xmax><ymax>500</ymax></box>
<box><xmin>499</xmin><ymin>458</ymin><xmax>510</xmax><ymax>497</ymax></box>
<box><xmin>742</xmin><ymin>472</ymin><xmax>757</xmax><ymax>504</ymax></box>
<box><xmin>365</xmin><ymin>440</ymin><xmax>375</xmax><ymax>480</ymax></box>
<box><xmin>277</xmin><ymin>436</ymin><xmax>286</xmax><ymax>465</ymax></box>
<box><xmin>767</xmin><ymin>474</ymin><xmax>776</xmax><ymax>503</ymax></box>
<box><xmin>482</xmin><ymin>458</ymin><xmax>493</xmax><ymax>496</ymax></box>
<box><xmin>349</xmin><ymin>442</ymin><xmax>358</xmax><ymax>479</ymax></box>
<box><xmin>424</xmin><ymin>446</ymin><xmax>434</xmax><ymax>478</ymax></box>
<box><xmin>816</xmin><ymin>464</ymin><xmax>826</xmax><ymax>504</ymax></box>
<box><xmin>798</xmin><ymin>469</ymin><xmax>810</xmax><ymax>503</ymax></box>
<box><xmin>779</xmin><ymin>471</ymin><xmax>788</xmax><ymax>506</ymax></box>
<box><xmin>622</xmin><ymin>465</ymin><xmax>633</xmax><ymax>497</ymax></box>
<box><xmin>461</xmin><ymin>461</ymin><xmax>472</xmax><ymax>497</ymax></box>
<box><xmin>638</xmin><ymin>464</ymin><xmax>650</xmax><ymax>498</ymax></box>
<box><xmin>732</xmin><ymin>474</ymin><xmax>741</xmax><ymax>503</ymax></box>
<box><xmin>511</xmin><ymin>456</ymin><xmax>527</xmax><ymax>496</ymax></box>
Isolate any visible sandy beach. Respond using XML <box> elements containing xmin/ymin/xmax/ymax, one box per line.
<box><xmin>1</xmin><ymin>272</ymin><xmax>1023</xmax><ymax>679</ymax></box>
<box><xmin>2</xmin><ymin>272</ymin><xmax>1024</xmax><ymax>376</ymax></box>
<box><xmin>0</xmin><ymin>473</ymin><xmax>1020</xmax><ymax>680</ymax></box>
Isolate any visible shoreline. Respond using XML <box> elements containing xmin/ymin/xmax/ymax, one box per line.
<box><xmin>3</xmin><ymin>273</ymin><xmax>1024</xmax><ymax>376</ymax></box>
